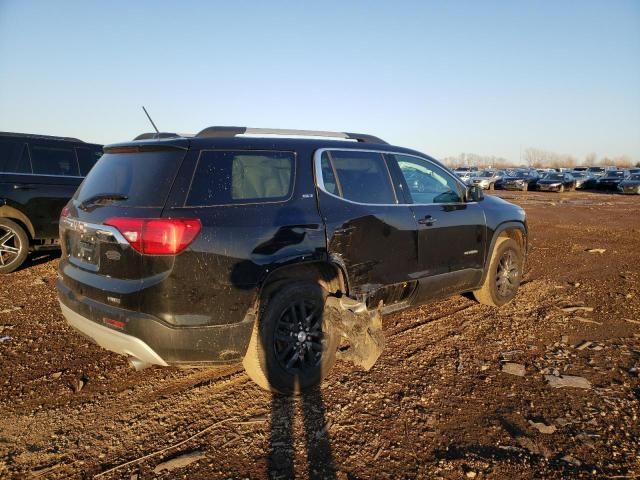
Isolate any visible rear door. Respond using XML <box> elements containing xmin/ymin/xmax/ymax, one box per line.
<box><xmin>385</xmin><ymin>153</ymin><xmax>486</xmax><ymax>299</ymax></box>
<box><xmin>315</xmin><ymin>149</ymin><xmax>420</xmax><ymax>307</ymax></box>
<box><xmin>22</xmin><ymin>141</ymin><xmax>84</xmax><ymax>239</ymax></box>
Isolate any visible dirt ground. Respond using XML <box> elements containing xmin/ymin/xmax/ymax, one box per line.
<box><xmin>0</xmin><ymin>190</ymin><xmax>639</xmax><ymax>479</ymax></box>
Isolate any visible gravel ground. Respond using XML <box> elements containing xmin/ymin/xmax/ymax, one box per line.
<box><xmin>0</xmin><ymin>190</ymin><xmax>639</xmax><ymax>479</ymax></box>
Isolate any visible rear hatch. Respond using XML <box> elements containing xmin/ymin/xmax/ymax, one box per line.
<box><xmin>59</xmin><ymin>142</ymin><xmax>190</xmax><ymax>310</ymax></box>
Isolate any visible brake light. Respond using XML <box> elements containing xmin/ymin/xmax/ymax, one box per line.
<box><xmin>60</xmin><ymin>205</ymin><xmax>70</xmax><ymax>219</ymax></box>
<box><xmin>104</xmin><ymin>218</ymin><xmax>201</xmax><ymax>255</ymax></box>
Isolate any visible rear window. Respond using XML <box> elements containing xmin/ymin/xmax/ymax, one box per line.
<box><xmin>75</xmin><ymin>150</ymin><xmax>184</xmax><ymax>207</ymax></box>
<box><xmin>186</xmin><ymin>150</ymin><xmax>295</xmax><ymax>206</ymax></box>
<box><xmin>0</xmin><ymin>138</ymin><xmax>31</xmax><ymax>173</ymax></box>
<box><xmin>30</xmin><ymin>144</ymin><xmax>80</xmax><ymax>176</ymax></box>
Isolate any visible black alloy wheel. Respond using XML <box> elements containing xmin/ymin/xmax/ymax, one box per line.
<box><xmin>273</xmin><ymin>299</ymin><xmax>324</xmax><ymax>375</ymax></box>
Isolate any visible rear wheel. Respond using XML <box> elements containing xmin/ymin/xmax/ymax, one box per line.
<box><xmin>473</xmin><ymin>237</ymin><xmax>522</xmax><ymax>307</ymax></box>
<box><xmin>243</xmin><ymin>282</ymin><xmax>338</xmax><ymax>394</ymax></box>
<box><xmin>0</xmin><ymin>219</ymin><xmax>29</xmax><ymax>274</ymax></box>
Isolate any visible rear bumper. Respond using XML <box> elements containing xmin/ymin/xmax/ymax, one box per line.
<box><xmin>57</xmin><ymin>280</ymin><xmax>255</xmax><ymax>366</ymax></box>
<box><xmin>60</xmin><ymin>301</ymin><xmax>169</xmax><ymax>367</ymax></box>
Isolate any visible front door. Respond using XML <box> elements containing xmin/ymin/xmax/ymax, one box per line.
<box><xmin>385</xmin><ymin>153</ymin><xmax>486</xmax><ymax>300</ymax></box>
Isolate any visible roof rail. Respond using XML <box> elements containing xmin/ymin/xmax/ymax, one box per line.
<box><xmin>194</xmin><ymin>126</ymin><xmax>388</xmax><ymax>144</ymax></box>
<box><xmin>0</xmin><ymin>131</ymin><xmax>84</xmax><ymax>143</ymax></box>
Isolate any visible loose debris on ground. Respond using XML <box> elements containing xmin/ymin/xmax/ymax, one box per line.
<box><xmin>0</xmin><ymin>190</ymin><xmax>638</xmax><ymax>479</ymax></box>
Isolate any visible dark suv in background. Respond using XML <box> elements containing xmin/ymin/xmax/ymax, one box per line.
<box><xmin>57</xmin><ymin>127</ymin><xmax>527</xmax><ymax>393</ymax></box>
<box><xmin>0</xmin><ymin>132</ymin><xmax>102</xmax><ymax>273</ymax></box>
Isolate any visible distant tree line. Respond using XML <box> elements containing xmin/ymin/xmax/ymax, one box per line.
<box><xmin>443</xmin><ymin>149</ymin><xmax>639</xmax><ymax>169</ymax></box>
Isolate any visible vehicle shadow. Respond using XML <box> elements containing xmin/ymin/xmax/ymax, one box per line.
<box><xmin>262</xmin><ymin>295</ymin><xmax>337</xmax><ymax>479</ymax></box>
<box><xmin>14</xmin><ymin>250</ymin><xmax>60</xmax><ymax>272</ymax></box>
<box><xmin>268</xmin><ymin>386</ymin><xmax>336</xmax><ymax>479</ymax></box>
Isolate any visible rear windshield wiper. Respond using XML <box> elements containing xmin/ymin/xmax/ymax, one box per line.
<box><xmin>78</xmin><ymin>193</ymin><xmax>128</xmax><ymax>211</ymax></box>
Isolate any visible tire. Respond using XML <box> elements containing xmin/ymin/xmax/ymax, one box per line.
<box><xmin>523</xmin><ymin>183</ymin><xmax>528</xmax><ymax>192</ymax></box>
<box><xmin>242</xmin><ymin>282</ymin><xmax>338</xmax><ymax>394</ymax></box>
<box><xmin>0</xmin><ymin>218</ymin><xmax>29</xmax><ymax>274</ymax></box>
<box><xmin>559</xmin><ymin>185</ymin><xmax>565</xmax><ymax>193</ymax></box>
<box><xmin>473</xmin><ymin>237</ymin><xmax>523</xmax><ymax>307</ymax></box>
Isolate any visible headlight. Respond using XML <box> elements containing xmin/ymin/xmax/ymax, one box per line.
<box><xmin>550</xmin><ymin>183</ymin><xmax>561</xmax><ymax>187</ymax></box>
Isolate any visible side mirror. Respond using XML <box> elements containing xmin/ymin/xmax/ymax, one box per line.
<box><xmin>466</xmin><ymin>185</ymin><xmax>484</xmax><ymax>202</ymax></box>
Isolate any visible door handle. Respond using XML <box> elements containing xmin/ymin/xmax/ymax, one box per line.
<box><xmin>417</xmin><ymin>215</ymin><xmax>437</xmax><ymax>226</ymax></box>
<box><xmin>13</xmin><ymin>184</ymin><xmax>34</xmax><ymax>191</ymax></box>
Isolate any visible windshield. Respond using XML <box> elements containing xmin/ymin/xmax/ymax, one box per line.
<box><xmin>544</xmin><ymin>173</ymin><xmax>564</xmax><ymax>180</ymax></box>
<box><xmin>572</xmin><ymin>172</ymin><xmax>585</xmax><ymax>178</ymax></box>
<box><xmin>478</xmin><ymin>170</ymin><xmax>495</xmax><ymax>177</ymax></box>
<box><xmin>74</xmin><ymin>150</ymin><xmax>185</xmax><ymax>208</ymax></box>
<box><xmin>588</xmin><ymin>167</ymin><xmax>605</xmax><ymax>173</ymax></box>
<box><xmin>605</xmin><ymin>171</ymin><xmax>625</xmax><ymax>178</ymax></box>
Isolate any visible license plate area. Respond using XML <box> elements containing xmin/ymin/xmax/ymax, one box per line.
<box><xmin>70</xmin><ymin>232</ymin><xmax>100</xmax><ymax>269</ymax></box>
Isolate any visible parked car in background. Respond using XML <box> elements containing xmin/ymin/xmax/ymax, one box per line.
<box><xmin>587</xmin><ymin>166</ymin><xmax>607</xmax><ymax>178</ymax></box>
<box><xmin>537</xmin><ymin>172</ymin><xmax>576</xmax><ymax>192</ymax></box>
<box><xmin>618</xmin><ymin>173</ymin><xmax>640</xmax><ymax>194</ymax></box>
<box><xmin>0</xmin><ymin>132</ymin><xmax>102</xmax><ymax>273</ymax></box>
<box><xmin>467</xmin><ymin>169</ymin><xmax>504</xmax><ymax>190</ymax></box>
<box><xmin>625</xmin><ymin>168</ymin><xmax>640</xmax><ymax>177</ymax></box>
<box><xmin>571</xmin><ymin>171</ymin><xmax>597</xmax><ymax>190</ymax></box>
<box><xmin>597</xmin><ymin>170</ymin><xmax>626</xmax><ymax>190</ymax></box>
<box><xmin>454</xmin><ymin>166</ymin><xmax>478</xmax><ymax>182</ymax></box>
<box><xmin>56</xmin><ymin>126</ymin><xmax>528</xmax><ymax>393</ymax></box>
<box><xmin>501</xmin><ymin>169</ymin><xmax>540</xmax><ymax>191</ymax></box>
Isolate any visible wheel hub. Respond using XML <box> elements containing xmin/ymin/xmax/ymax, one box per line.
<box><xmin>273</xmin><ymin>300</ymin><xmax>324</xmax><ymax>374</ymax></box>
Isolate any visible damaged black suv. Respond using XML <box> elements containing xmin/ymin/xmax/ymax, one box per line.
<box><xmin>57</xmin><ymin>127</ymin><xmax>527</xmax><ymax>393</ymax></box>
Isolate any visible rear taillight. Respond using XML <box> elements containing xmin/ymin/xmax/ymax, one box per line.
<box><xmin>60</xmin><ymin>205</ymin><xmax>70</xmax><ymax>219</ymax></box>
<box><xmin>104</xmin><ymin>218</ymin><xmax>201</xmax><ymax>255</ymax></box>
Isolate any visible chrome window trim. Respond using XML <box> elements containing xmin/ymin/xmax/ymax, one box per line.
<box><xmin>0</xmin><ymin>171</ymin><xmax>84</xmax><ymax>179</ymax></box>
<box><xmin>61</xmin><ymin>217</ymin><xmax>129</xmax><ymax>245</ymax></box>
<box><xmin>313</xmin><ymin>148</ymin><xmax>473</xmax><ymax>207</ymax></box>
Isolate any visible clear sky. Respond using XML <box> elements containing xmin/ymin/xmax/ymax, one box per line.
<box><xmin>1</xmin><ymin>0</ymin><xmax>639</xmax><ymax>162</ymax></box>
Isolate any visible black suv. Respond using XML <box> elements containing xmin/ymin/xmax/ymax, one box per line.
<box><xmin>0</xmin><ymin>132</ymin><xmax>102</xmax><ymax>273</ymax></box>
<box><xmin>57</xmin><ymin>127</ymin><xmax>527</xmax><ymax>393</ymax></box>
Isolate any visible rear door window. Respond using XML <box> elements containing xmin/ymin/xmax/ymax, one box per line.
<box><xmin>30</xmin><ymin>144</ymin><xmax>80</xmax><ymax>176</ymax></box>
<box><xmin>0</xmin><ymin>138</ymin><xmax>31</xmax><ymax>173</ymax></box>
<box><xmin>75</xmin><ymin>147</ymin><xmax>103</xmax><ymax>176</ymax></box>
<box><xmin>319</xmin><ymin>150</ymin><xmax>396</xmax><ymax>204</ymax></box>
<box><xmin>75</xmin><ymin>150</ymin><xmax>185</xmax><ymax>207</ymax></box>
<box><xmin>186</xmin><ymin>150</ymin><xmax>295</xmax><ymax>206</ymax></box>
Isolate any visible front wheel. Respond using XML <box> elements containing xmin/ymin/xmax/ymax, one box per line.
<box><xmin>473</xmin><ymin>237</ymin><xmax>523</xmax><ymax>307</ymax></box>
<box><xmin>242</xmin><ymin>282</ymin><xmax>338</xmax><ymax>394</ymax></box>
<box><xmin>0</xmin><ymin>219</ymin><xmax>29</xmax><ymax>274</ymax></box>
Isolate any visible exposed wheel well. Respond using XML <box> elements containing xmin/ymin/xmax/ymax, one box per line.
<box><xmin>259</xmin><ymin>262</ymin><xmax>347</xmax><ymax>304</ymax></box>
<box><xmin>497</xmin><ymin>228</ymin><xmax>525</xmax><ymax>254</ymax></box>
<box><xmin>0</xmin><ymin>206</ymin><xmax>35</xmax><ymax>241</ymax></box>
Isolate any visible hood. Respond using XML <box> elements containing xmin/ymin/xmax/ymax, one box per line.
<box><xmin>538</xmin><ymin>179</ymin><xmax>563</xmax><ymax>184</ymax></box>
